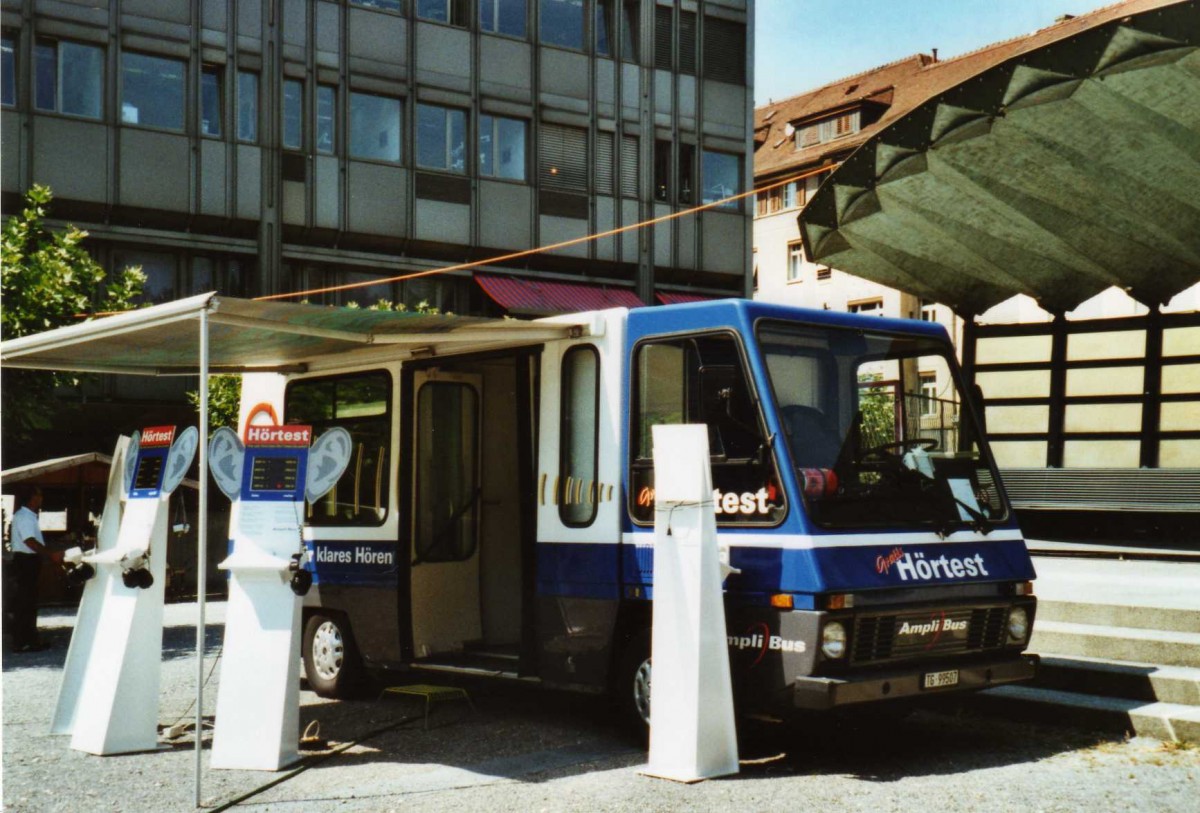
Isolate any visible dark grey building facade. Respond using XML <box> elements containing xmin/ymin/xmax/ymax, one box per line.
<box><xmin>1</xmin><ymin>0</ymin><xmax>755</xmax><ymax>315</ymax></box>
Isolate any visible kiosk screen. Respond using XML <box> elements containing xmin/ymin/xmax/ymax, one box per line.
<box><xmin>134</xmin><ymin>456</ymin><xmax>163</xmax><ymax>491</ymax></box>
<box><xmin>251</xmin><ymin>456</ymin><xmax>300</xmax><ymax>493</ymax></box>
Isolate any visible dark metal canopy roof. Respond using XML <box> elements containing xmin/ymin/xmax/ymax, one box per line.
<box><xmin>800</xmin><ymin>0</ymin><xmax>1200</xmax><ymax>315</ymax></box>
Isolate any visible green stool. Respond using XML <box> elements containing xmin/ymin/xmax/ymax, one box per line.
<box><xmin>380</xmin><ymin>684</ymin><xmax>475</xmax><ymax>730</ymax></box>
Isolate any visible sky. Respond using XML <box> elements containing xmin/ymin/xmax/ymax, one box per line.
<box><xmin>754</xmin><ymin>0</ymin><xmax>1123</xmax><ymax>106</ymax></box>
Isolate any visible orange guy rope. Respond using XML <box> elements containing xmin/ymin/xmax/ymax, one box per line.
<box><xmin>253</xmin><ymin>165</ymin><xmax>831</xmax><ymax>303</ymax></box>
<box><xmin>76</xmin><ymin>165</ymin><xmax>832</xmax><ymax>317</ymax></box>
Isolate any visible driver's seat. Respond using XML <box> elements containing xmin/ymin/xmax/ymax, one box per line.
<box><xmin>780</xmin><ymin>405</ymin><xmax>842</xmax><ymax>469</ymax></box>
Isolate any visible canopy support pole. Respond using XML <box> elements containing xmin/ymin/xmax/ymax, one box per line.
<box><xmin>195</xmin><ymin>308</ymin><xmax>209</xmax><ymax>808</ymax></box>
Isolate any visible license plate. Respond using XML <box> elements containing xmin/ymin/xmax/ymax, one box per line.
<box><xmin>923</xmin><ymin>669</ymin><xmax>959</xmax><ymax>689</ymax></box>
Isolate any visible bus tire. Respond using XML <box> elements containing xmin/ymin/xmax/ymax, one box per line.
<box><xmin>614</xmin><ymin>629</ymin><xmax>653</xmax><ymax>740</ymax></box>
<box><xmin>303</xmin><ymin>612</ymin><xmax>362</xmax><ymax>698</ymax></box>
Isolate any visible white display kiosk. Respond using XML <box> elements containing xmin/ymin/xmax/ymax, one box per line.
<box><xmin>209</xmin><ymin>421</ymin><xmax>351</xmax><ymax>770</ymax></box>
<box><xmin>51</xmin><ymin>435</ymin><xmax>131</xmax><ymax>736</ymax></box>
<box><xmin>59</xmin><ymin>426</ymin><xmax>199</xmax><ymax>755</ymax></box>
<box><xmin>643</xmin><ymin>424</ymin><xmax>740</xmax><ymax>783</ymax></box>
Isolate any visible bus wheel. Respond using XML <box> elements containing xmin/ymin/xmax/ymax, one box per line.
<box><xmin>303</xmin><ymin>613</ymin><xmax>361</xmax><ymax>698</ymax></box>
<box><xmin>615</xmin><ymin>630</ymin><xmax>652</xmax><ymax>738</ymax></box>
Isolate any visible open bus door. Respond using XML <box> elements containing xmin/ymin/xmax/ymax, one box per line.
<box><xmin>409</xmin><ymin>370</ymin><xmax>484</xmax><ymax>659</ymax></box>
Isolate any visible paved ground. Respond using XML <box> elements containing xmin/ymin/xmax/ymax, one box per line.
<box><xmin>1030</xmin><ymin>555</ymin><xmax>1200</xmax><ymax>611</ymax></box>
<box><xmin>3</xmin><ymin>600</ymin><xmax>1197</xmax><ymax>812</ymax></box>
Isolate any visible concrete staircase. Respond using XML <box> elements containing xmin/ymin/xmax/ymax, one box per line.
<box><xmin>977</xmin><ymin>555</ymin><xmax>1200</xmax><ymax>742</ymax></box>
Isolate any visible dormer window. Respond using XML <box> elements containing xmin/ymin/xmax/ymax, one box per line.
<box><xmin>794</xmin><ymin>108</ymin><xmax>861</xmax><ymax>149</ymax></box>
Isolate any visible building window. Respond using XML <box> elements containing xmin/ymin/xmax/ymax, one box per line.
<box><xmin>418</xmin><ymin>0</ymin><xmax>470</xmax><ymax>26</ymax></box>
<box><xmin>350</xmin><ymin>0</ymin><xmax>402</xmax><ymax>10</ymax></box>
<box><xmin>595</xmin><ymin>0</ymin><xmax>614</xmax><ymax>56</ymax></box>
<box><xmin>654</xmin><ymin>141</ymin><xmax>696</xmax><ymax>206</ymax></box>
<box><xmin>539</xmin><ymin>123</ymin><xmax>587</xmax><ymax>191</ymax></box>
<box><xmin>920</xmin><ymin>300</ymin><xmax>938</xmax><ymax>322</ymax></box>
<box><xmin>540</xmin><ymin>0</ymin><xmax>584</xmax><ymax>50</ymax></box>
<box><xmin>849</xmin><ymin>298</ymin><xmax>883</xmax><ymax>316</ymax></box>
<box><xmin>480</xmin><ymin>0</ymin><xmax>526</xmax><ymax>38</ymax></box>
<box><xmin>350</xmin><ymin>91</ymin><xmax>402</xmax><ymax>162</ymax></box>
<box><xmin>236</xmin><ymin>71</ymin><xmax>258</xmax><ymax>143</ymax></box>
<box><xmin>35</xmin><ymin>40</ymin><xmax>103</xmax><ymax>119</ymax></box>
<box><xmin>479</xmin><ymin>114</ymin><xmax>527</xmax><ymax>181</ymax></box>
<box><xmin>817</xmin><ymin>266</ymin><xmax>832</xmax><ymax>281</ymax></box>
<box><xmin>417</xmin><ymin>103</ymin><xmax>466</xmax><ymax>173</ymax></box>
<box><xmin>702</xmin><ymin>150</ymin><xmax>741</xmax><ymax>210</ymax></box>
<box><xmin>116</xmin><ymin>250</ymin><xmax>177</xmax><ymax>305</ymax></box>
<box><xmin>200</xmin><ymin>66</ymin><xmax>222</xmax><ymax>137</ymax></box>
<box><xmin>2</xmin><ymin>35</ymin><xmax>16</xmax><ymax>107</ymax></box>
<box><xmin>702</xmin><ymin>17</ymin><xmax>745</xmax><ymax>83</ymax></box>
<box><xmin>787</xmin><ymin>241</ymin><xmax>804</xmax><ymax>282</ymax></box>
<box><xmin>653</xmin><ymin>5</ymin><xmax>672</xmax><ymax>70</ymax></box>
<box><xmin>783</xmin><ymin>180</ymin><xmax>804</xmax><ymax>209</ymax></box>
<box><xmin>282</xmin><ymin>79</ymin><xmax>303</xmax><ymax>149</ymax></box>
<box><xmin>678</xmin><ymin>143</ymin><xmax>695</xmax><ymax>204</ymax></box>
<box><xmin>796</xmin><ymin>110</ymin><xmax>861</xmax><ymax>149</ymax></box>
<box><xmin>652</xmin><ymin>7</ymin><xmax>698</xmax><ymax>74</ymax></box>
<box><xmin>559</xmin><ymin>345</ymin><xmax>600</xmax><ymax>527</ymax></box>
<box><xmin>121</xmin><ymin>52</ymin><xmax>184</xmax><ymax>130</ymax></box>
<box><xmin>316</xmin><ymin>85</ymin><xmax>336</xmax><ymax>154</ymax></box>
<box><xmin>620</xmin><ymin>134</ymin><xmax>638</xmax><ymax>198</ymax></box>
<box><xmin>621</xmin><ymin>1</ymin><xmax>639</xmax><ymax>63</ymax></box>
<box><xmin>653</xmin><ymin>140</ymin><xmax>670</xmax><ymax>202</ymax></box>
<box><xmin>920</xmin><ymin>372</ymin><xmax>939</xmax><ymax>417</ymax></box>
<box><xmin>595</xmin><ymin>130</ymin><xmax>614</xmax><ymax>194</ymax></box>
<box><xmin>756</xmin><ymin>186</ymin><xmax>782</xmax><ymax>215</ymax></box>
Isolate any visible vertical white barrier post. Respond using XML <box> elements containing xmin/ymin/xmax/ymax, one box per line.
<box><xmin>642</xmin><ymin>424</ymin><xmax>739</xmax><ymax>782</ymax></box>
<box><xmin>51</xmin><ymin>436</ymin><xmax>130</xmax><ymax>735</ymax></box>
<box><xmin>67</xmin><ymin>427</ymin><xmax>199</xmax><ymax>756</ymax></box>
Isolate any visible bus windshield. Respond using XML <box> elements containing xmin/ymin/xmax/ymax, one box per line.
<box><xmin>757</xmin><ymin>321</ymin><xmax>1007</xmax><ymax>533</ymax></box>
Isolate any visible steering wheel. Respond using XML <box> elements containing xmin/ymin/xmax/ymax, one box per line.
<box><xmin>859</xmin><ymin>437</ymin><xmax>938</xmax><ymax>463</ymax></box>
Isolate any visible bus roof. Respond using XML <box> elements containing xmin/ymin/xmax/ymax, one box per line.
<box><xmin>628</xmin><ymin>298</ymin><xmax>953</xmax><ymax>342</ymax></box>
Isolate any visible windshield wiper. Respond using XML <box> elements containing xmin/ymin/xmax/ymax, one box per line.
<box><xmin>900</xmin><ymin>467</ymin><xmax>992</xmax><ymax>537</ymax></box>
<box><xmin>938</xmin><ymin>493</ymin><xmax>991</xmax><ymax>537</ymax></box>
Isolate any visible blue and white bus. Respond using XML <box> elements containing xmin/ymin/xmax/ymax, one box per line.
<box><xmin>240</xmin><ymin>299</ymin><xmax>1037</xmax><ymax>727</ymax></box>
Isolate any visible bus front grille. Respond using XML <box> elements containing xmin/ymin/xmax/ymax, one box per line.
<box><xmin>850</xmin><ymin>605</ymin><xmax>1012</xmax><ymax>666</ymax></box>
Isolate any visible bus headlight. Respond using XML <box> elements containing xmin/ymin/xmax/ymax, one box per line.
<box><xmin>821</xmin><ymin>621</ymin><xmax>847</xmax><ymax>659</ymax></box>
<box><xmin>1007</xmin><ymin>607</ymin><xmax>1029</xmax><ymax>642</ymax></box>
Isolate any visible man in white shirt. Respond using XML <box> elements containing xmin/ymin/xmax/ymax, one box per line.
<box><xmin>9</xmin><ymin>485</ymin><xmax>61</xmax><ymax>652</ymax></box>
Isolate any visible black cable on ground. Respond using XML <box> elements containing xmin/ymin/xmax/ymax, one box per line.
<box><xmin>204</xmin><ymin>713</ymin><xmax>421</xmax><ymax>811</ymax></box>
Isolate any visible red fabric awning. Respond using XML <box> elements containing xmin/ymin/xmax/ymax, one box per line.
<box><xmin>475</xmin><ymin>273</ymin><xmax>644</xmax><ymax>315</ymax></box>
<box><xmin>655</xmin><ymin>291</ymin><xmax>722</xmax><ymax>305</ymax></box>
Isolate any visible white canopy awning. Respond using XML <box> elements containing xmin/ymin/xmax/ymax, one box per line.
<box><xmin>1</xmin><ymin>452</ymin><xmax>200</xmax><ymax>491</ymax></box>
<box><xmin>0</xmin><ymin>293</ymin><xmax>587</xmax><ymax>375</ymax></box>
<box><xmin>0</xmin><ymin>293</ymin><xmax>589</xmax><ymax>807</ymax></box>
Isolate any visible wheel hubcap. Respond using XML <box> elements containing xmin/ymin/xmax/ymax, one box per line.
<box><xmin>312</xmin><ymin>621</ymin><xmax>344</xmax><ymax>681</ymax></box>
<box><xmin>632</xmin><ymin>658</ymin><xmax>651</xmax><ymax>725</ymax></box>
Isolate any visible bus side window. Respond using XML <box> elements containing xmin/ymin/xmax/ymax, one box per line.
<box><xmin>285</xmin><ymin>371</ymin><xmax>392</xmax><ymax>526</ymax></box>
<box><xmin>559</xmin><ymin>345</ymin><xmax>600</xmax><ymax>527</ymax></box>
<box><xmin>629</xmin><ymin>333</ymin><xmax>784</xmax><ymax>526</ymax></box>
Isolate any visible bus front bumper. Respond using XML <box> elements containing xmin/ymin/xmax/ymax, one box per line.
<box><xmin>790</xmin><ymin>653</ymin><xmax>1039</xmax><ymax>710</ymax></box>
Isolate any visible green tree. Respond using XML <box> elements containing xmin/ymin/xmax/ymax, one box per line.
<box><xmin>186</xmin><ymin>374</ymin><xmax>243</xmax><ymax>436</ymax></box>
<box><xmin>857</xmin><ymin>372</ymin><xmax>897</xmax><ymax>448</ymax></box>
<box><xmin>1</xmin><ymin>184</ymin><xmax>146</xmax><ymax>438</ymax></box>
